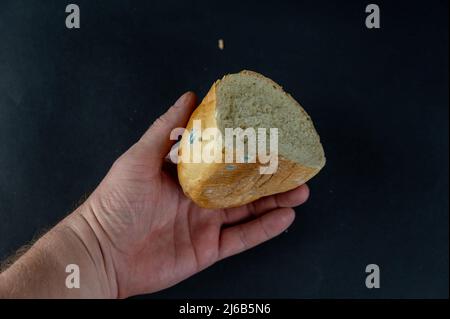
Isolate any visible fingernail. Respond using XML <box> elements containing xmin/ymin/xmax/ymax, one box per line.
<box><xmin>175</xmin><ymin>92</ymin><xmax>192</xmax><ymax>106</ymax></box>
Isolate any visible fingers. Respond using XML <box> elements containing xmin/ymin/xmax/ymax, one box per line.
<box><xmin>222</xmin><ymin>184</ymin><xmax>309</xmax><ymax>225</ymax></box>
<box><xmin>219</xmin><ymin>208</ymin><xmax>295</xmax><ymax>260</ymax></box>
<box><xmin>253</xmin><ymin>184</ymin><xmax>309</xmax><ymax>215</ymax></box>
<box><xmin>136</xmin><ymin>92</ymin><xmax>197</xmax><ymax>169</ymax></box>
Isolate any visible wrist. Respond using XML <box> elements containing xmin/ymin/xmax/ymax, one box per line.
<box><xmin>0</xmin><ymin>204</ymin><xmax>118</xmax><ymax>298</ymax></box>
<box><xmin>62</xmin><ymin>203</ymin><xmax>119</xmax><ymax>298</ymax></box>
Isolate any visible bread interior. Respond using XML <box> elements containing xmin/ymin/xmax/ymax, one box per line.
<box><xmin>215</xmin><ymin>71</ymin><xmax>325</xmax><ymax>168</ymax></box>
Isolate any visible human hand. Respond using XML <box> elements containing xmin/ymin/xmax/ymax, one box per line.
<box><xmin>0</xmin><ymin>92</ymin><xmax>309</xmax><ymax>298</ymax></box>
<box><xmin>75</xmin><ymin>92</ymin><xmax>310</xmax><ymax>298</ymax></box>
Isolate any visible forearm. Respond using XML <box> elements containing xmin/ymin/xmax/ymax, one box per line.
<box><xmin>0</xmin><ymin>205</ymin><xmax>117</xmax><ymax>299</ymax></box>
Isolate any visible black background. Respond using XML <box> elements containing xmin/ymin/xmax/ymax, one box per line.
<box><xmin>0</xmin><ymin>0</ymin><xmax>448</xmax><ymax>298</ymax></box>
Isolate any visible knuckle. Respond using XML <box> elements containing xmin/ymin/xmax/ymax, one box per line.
<box><xmin>238</xmin><ymin>225</ymin><xmax>251</xmax><ymax>249</ymax></box>
<box><xmin>152</xmin><ymin>115</ymin><xmax>169</xmax><ymax>128</ymax></box>
<box><xmin>111</xmin><ymin>155</ymin><xmax>127</xmax><ymax>171</ymax></box>
<box><xmin>259</xmin><ymin>218</ymin><xmax>272</xmax><ymax>240</ymax></box>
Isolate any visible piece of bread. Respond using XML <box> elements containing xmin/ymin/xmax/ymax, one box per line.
<box><xmin>177</xmin><ymin>70</ymin><xmax>325</xmax><ymax>209</ymax></box>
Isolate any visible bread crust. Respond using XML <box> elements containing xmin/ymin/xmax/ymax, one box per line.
<box><xmin>177</xmin><ymin>72</ymin><xmax>324</xmax><ymax>209</ymax></box>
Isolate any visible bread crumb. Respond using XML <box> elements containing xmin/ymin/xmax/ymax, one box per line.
<box><xmin>218</xmin><ymin>39</ymin><xmax>224</xmax><ymax>50</ymax></box>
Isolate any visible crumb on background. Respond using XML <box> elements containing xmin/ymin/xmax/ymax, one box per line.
<box><xmin>218</xmin><ymin>39</ymin><xmax>224</xmax><ymax>50</ymax></box>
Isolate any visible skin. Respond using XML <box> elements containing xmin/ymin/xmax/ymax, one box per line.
<box><xmin>0</xmin><ymin>92</ymin><xmax>310</xmax><ymax>298</ymax></box>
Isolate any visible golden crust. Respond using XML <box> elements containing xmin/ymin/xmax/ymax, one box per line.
<box><xmin>177</xmin><ymin>72</ymin><xmax>324</xmax><ymax>209</ymax></box>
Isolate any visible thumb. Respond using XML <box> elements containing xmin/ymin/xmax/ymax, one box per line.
<box><xmin>136</xmin><ymin>91</ymin><xmax>197</xmax><ymax>169</ymax></box>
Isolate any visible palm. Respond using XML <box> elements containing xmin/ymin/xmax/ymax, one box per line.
<box><xmin>122</xmin><ymin>168</ymin><xmax>226</xmax><ymax>295</ymax></box>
